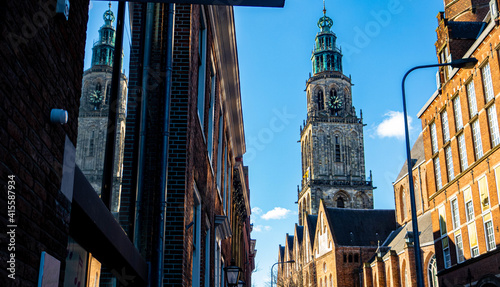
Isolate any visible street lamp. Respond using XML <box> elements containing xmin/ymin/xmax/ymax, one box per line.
<box><xmin>270</xmin><ymin>260</ymin><xmax>295</xmax><ymax>287</ymax></box>
<box><xmin>224</xmin><ymin>262</ymin><xmax>242</xmax><ymax>287</ymax></box>
<box><xmin>401</xmin><ymin>57</ymin><xmax>477</xmax><ymax>287</ymax></box>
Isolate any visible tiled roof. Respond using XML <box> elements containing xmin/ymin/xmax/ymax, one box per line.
<box><xmin>325</xmin><ymin>208</ymin><xmax>396</xmax><ymax>246</ymax></box>
<box><xmin>448</xmin><ymin>21</ymin><xmax>486</xmax><ymax>40</ymax></box>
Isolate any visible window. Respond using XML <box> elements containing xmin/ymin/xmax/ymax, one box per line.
<box><xmin>214</xmin><ymin>240</ymin><xmax>222</xmax><ymax>287</ymax></box>
<box><xmin>88</xmin><ymin>131</ymin><xmax>95</xmax><ymax>157</ymax></box>
<box><xmin>451</xmin><ymin>198</ymin><xmax>460</xmax><ymax>229</ymax></box>
<box><xmin>434</xmin><ymin>157</ymin><xmax>443</xmax><ymax>190</ymax></box>
<box><xmin>216</xmin><ymin>111</ymin><xmax>223</xmax><ymax>190</ymax></box>
<box><xmin>464</xmin><ymin>187</ymin><xmax>474</xmax><ymax>222</ymax></box>
<box><xmin>337</xmin><ymin>197</ymin><xmax>344</xmax><ymax>208</ymax></box>
<box><xmin>468</xmin><ymin>221</ymin><xmax>479</xmax><ymax>257</ymax></box>
<box><xmin>428</xmin><ymin>255</ymin><xmax>438</xmax><ymax>287</ymax></box>
<box><xmin>431</xmin><ymin>122</ymin><xmax>439</xmax><ymax>154</ymax></box>
<box><xmin>439</xmin><ymin>205</ymin><xmax>447</xmax><ymax>236</ymax></box>
<box><xmin>472</xmin><ymin>120</ymin><xmax>483</xmax><ymax>160</ymax></box>
<box><xmin>484</xmin><ymin>214</ymin><xmax>496</xmax><ymax>251</ymax></box>
<box><xmin>197</xmin><ymin>10</ymin><xmax>207</xmax><ymax>127</ymax></box>
<box><xmin>467</xmin><ymin>80</ymin><xmax>478</xmax><ymax>117</ymax></box>
<box><xmin>487</xmin><ymin>104</ymin><xmax>500</xmax><ymax>147</ymax></box>
<box><xmin>440</xmin><ymin>46</ymin><xmax>452</xmax><ymax>80</ymax></box>
<box><xmin>335</xmin><ymin>136</ymin><xmax>341</xmax><ymax>162</ymax></box>
<box><xmin>482</xmin><ymin>62</ymin><xmax>494</xmax><ymax>102</ymax></box>
<box><xmin>443</xmin><ymin>237</ymin><xmax>451</xmax><ymax>268</ymax></box>
<box><xmin>453</xmin><ymin>96</ymin><xmax>463</xmax><ymax>130</ymax></box>
<box><xmin>458</xmin><ymin>134</ymin><xmax>468</xmax><ymax>171</ymax></box>
<box><xmin>445</xmin><ymin>146</ymin><xmax>454</xmax><ymax>181</ymax></box>
<box><xmin>402</xmin><ymin>189</ymin><xmax>407</xmax><ymax>220</ymax></box>
<box><xmin>192</xmin><ymin>184</ymin><xmax>202</xmax><ymax>287</ymax></box>
<box><xmin>478</xmin><ymin>176</ymin><xmax>490</xmax><ymax>212</ymax></box>
<box><xmin>496</xmin><ymin>166</ymin><xmax>500</xmax><ymax>207</ymax></box>
<box><xmin>222</xmin><ymin>144</ymin><xmax>228</xmax><ymax>214</ymax></box>
<box><xmin>207</xmin><ymin>67</ymin><xmax>216</xmax><ymax>162</ymax></box>
<box><xmin>318</xmin><ymin>90</ymin><xmax>324</xmax><ymax>110</ymax></box>
<box><xmin>455</xmin><ymin>232</ymin><xmax>465</xmax><ymax>263</ymax></box>
<box><xmin>442</xmin><ymin>110</ymin><xmax>450</xmax><ymax>143</ymax></box>
<box><xmin>205</xmin><ymin>229</ymin><xmax>211</xmax><ymax>287</ymax></box>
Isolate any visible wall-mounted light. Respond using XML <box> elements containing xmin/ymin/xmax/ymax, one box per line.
<box><xmin>56</xmin><ymin>0</ymin><xmax>70</xmax><ymax>20</ymax></box>
<box><xmin>50</xmin><ymin>109</ymin><xmax>68</xmax><ymax>124</ymax></box>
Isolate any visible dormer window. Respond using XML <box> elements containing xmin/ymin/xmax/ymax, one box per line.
<box><xmin>440</xmin><ymin>46</ymin><xmax>452</xmax><ymax>81</ymax></box>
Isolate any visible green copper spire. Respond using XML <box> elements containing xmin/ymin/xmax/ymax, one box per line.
<box><xmin>311</xmin><ymin>2</ymin><xmax>342</xmax><ymax>75</ymax></box>
<box><xmin>91</xmin><ymin>2</ymin><xmax>116</xmax><ymax>67</ymax></box>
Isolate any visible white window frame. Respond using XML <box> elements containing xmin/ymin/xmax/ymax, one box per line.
<box><xmin>482</xmin><ymin>62</ymin><xmax>494</xmax><ymax>102</ymax></box>
<box><xmin>487</xmin><ymin>104</ymin><xmax>500</xmax><ymax>147</ymax></box>
<box><xmin>458</xmin><ymin>133</ymin><xmax>468</xmax><ymax>171</ymax></box>
<box><xmin>431</xmin><ymin>122</ymin><xmax>439</xmax><ymax>154</ymax></box>
<box><xmin>442</xmin><ymin>109</ymin><xmax>450</xmax><ymax>143</ymax></box>
<box><xmin>467</xmin><ymin>80</ymin><xmax>478</xmax><ymax>117</ymax></box>
<box><xmin>445</xmin><ymin>146</ymin><xmax>455</xmax><ymax>181</ymax></box>
<box><xmin>472</xmin><ymin>120</ymin><xmax>483</xmax><ymax>160</ymax></box>
<box><xmin>451</xmin><ymin>197</ymin><xmax>460</xmax><ymax>230</ymax></box>
<box><xmin>434</xmin><ymin>157</ymin><xmax>443</xmax><ymax>190</ymax></box>
<box><xmin>455</xmin><ymin>232</ymin><xmax>465</xmax><ymax>263</ymax></box>
<box><xmin>453</xmin><ymin>95</ymin><xmax>463</xmax><ymax>131</ymax></box>
<box><xmin>484</xmin><ymin>218</ymin><xmax>496</xmax><ymax>251</ymax></box>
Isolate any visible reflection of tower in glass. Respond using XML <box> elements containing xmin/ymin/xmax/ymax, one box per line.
<box><xmin>297</xmin><ymin>6</ymin><xmax>374</xmax><ymax>226</ymax></box>
<box><xmin>75</xmin><ymin>3</ymin><xmax>128</xmax><ymax>214</ymax></box>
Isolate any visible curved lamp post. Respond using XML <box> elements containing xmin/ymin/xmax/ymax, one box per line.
<box><xmin>401</xmin><ymin>57</ymin><xmax>477</xmax><ymax>287</ymax></box>
<box><xmin>270</xmin><ymin>260</ymin><xmax>295</xmax><ymax>287</ymax></box>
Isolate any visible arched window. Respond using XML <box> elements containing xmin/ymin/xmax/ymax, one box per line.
<box><xmin>318</xmin><ymin>90</ymin><xmax>324</xmax><ymax>110</ymax></box>
<box><xmin>335</xmin><ymin>136</ymin><xmax>341</xmax><ymax>162</ymax></box>
<box><xmin>348</xmin><ymin>254</ymin><xmax>352</xmax><ymax>262</ymax></box>
<box><xmin>106</xmin><ymin>84</ymin><xmax>111</xmax><ymax>104</ymax></box>
<box><xmin>428</xmin><ymin>255</ymin><xmax>438</xmax><ymax>287</ymax></box>
<box><xmin>354</xmin><ymin>253</ymin><xmax>359</xmax><ymax>262</ymax></box>
<box><xmin>96</xmin><ymin>83</ymin><xmax>102</xmax><ymax>92</ymax></box>
<box><xmin>402</xmin><ymin>188</ymin><xmax>407</xmax><ymax>221</ymax></box>
<box><xmin>337</xmin><ymin>197</ymin><xmax>344</xmax><ymax>208</ymax></box>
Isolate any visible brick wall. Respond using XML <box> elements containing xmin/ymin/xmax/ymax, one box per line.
<box><xmin>0</xmin><ymin>0</ymin><xmax>89</xmax><ymax>286</ymax></box>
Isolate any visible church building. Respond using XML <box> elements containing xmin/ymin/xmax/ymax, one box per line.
<box><xmin>277</xmin><ymin>6</ymin><xmax>397</xmax><ymax>287</ymax></box>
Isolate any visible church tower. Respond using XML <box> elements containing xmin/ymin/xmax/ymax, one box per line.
<box><xmin>76</xmin><ymin>3</ymin><xmax>128</xmax><ymax>214</ymax></box>
<box><xmin>298</xmin><ymin>7</ymin><xmax>373</xmax><ymax>225</ymax></box>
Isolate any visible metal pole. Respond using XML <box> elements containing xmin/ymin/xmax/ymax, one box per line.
<box><xmin>270</xmin><ymin>260</ymin><xmax>294</xmax><ymax>287</ymax></box>
<box><xmin>401</xmin><ymin>59</ymin><xmax>476</xmax><ymax>287</ymax></box>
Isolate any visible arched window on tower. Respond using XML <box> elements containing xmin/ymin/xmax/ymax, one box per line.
<box><xmin>337</xmin><ymin>197</ymin><xmax>344</xmax><ymax>208</ymax></box>
<box><xmin>318</xmin><ymin>90</ymin><xmax>324</xmax><ymax>110</ymax></box>
<box><xmin>326</xmin><ymin>55</ymin><xmax>332</xmax><ymax>71</ymax></box>
<box><xmin>106</xmin><ymin>83</ymin><xmax>111</xmax><ymax>104</ymax></box>
<box><xmin>335</xmin><ymin>136</ymin><xmax>341</xmax><ymax>162</ymax></box>
<box><xmin>401</xmin><ymin>187</ymin><xmax>407</xmax><ymax>221</ymax></box>
<box><xmin>96</xmin><ymin>83</ymin><xmax>102</xmax><ymax>93</ymax></box>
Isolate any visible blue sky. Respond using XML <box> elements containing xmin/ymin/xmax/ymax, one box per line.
<box><xmin>234</xmin><ymin>0</ymin><xmax>443</xmax><ymax>286</ymax></box>
<box><xmin>85</xmin><ymin>1</ymin><xmax>444</xmax><ymax>286</ymax></box>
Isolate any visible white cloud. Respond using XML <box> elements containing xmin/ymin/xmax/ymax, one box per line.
<box><xmin>375</xmin><ymin>111</ymin><xmax>412</xmax><ymax>140</ymax></box>
<box><xmin>252</xmin><ymin>207</ymin><xmax>262</xmax><ymax>215</ymax></box>
<box><xmin>261</xmin><ymin>207</ymin><xmax>292</xmax><ymax>220</ymax></box>
<box><xmin>253</xmin><ymin>225</ymin><xmax>272</xmax><ymax>232</ymax></box>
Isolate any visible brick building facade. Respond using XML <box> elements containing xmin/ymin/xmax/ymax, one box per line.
<box><xmin>1</xmin><ymin>0</ymin><xmax>147</xmax><ymax>286</ymax></box>
<box><xmin>118</xmin><ymin>3</ymin><xmax>257</xmax><ymax>286</ymax></box>
<box><xmin>419</xmin><ymin>0</ymin><xmax>500</xmax><ymax>286</ymax></box>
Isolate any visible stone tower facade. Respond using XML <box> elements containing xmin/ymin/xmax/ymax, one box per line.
<box><xmin>298</xmin><ymin>8</ymin><xmax>373</xmax><ymax>225</ymax></box>
<box><xmin>76</xmin><ymin>3</ymin><xmax>127</xmax><ymax>214</ymax></box>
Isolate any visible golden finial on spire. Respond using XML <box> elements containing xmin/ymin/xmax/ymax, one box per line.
<box><xmin>109</xmin><ymin>1</ymin><xmax>111</xmax><ymax>9</ymax></box>
<box><xmin>323</xmin><ymin>0</ymin><xmax>326</xmax><ymax>15</ymax></box>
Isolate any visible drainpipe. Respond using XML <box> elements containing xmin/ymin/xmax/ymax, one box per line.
<box><xmin>156</xmin><ymin>3</ymin><xmax>175</xmax><ymax>287</ymax></box>
<box><xmin>133</xmin><ymin>2</ymin><xmax>155</xmax><ymax>249</ymax></box>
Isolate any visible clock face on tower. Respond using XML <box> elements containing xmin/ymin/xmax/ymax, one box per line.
<box><xmin>89</xmin><ymin>90</ymin><xmax>103</xmax><ymax>109</ymax></box>
<box><xmin>328</xmin><ymin>92</ymin><xmax>342</xmax><ymax>110</ymax></box>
